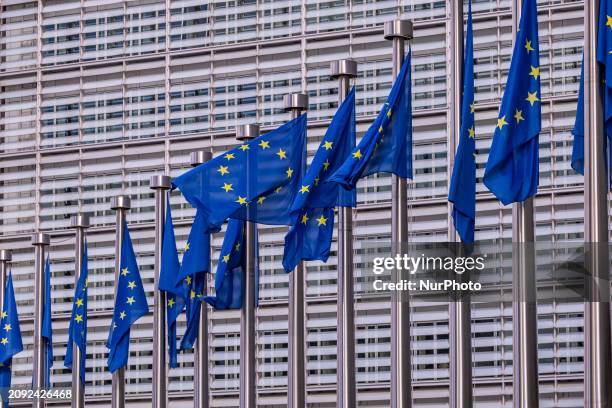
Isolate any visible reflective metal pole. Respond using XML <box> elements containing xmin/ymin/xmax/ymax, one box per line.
<box><xmin>236</xmin><ymin>124</ymin><xmax>260</xmax><ymax>408</ymax></box>
<box><xmin>110</xmin><ymin>195</ymin><xmax>131</xmax><ymax>408</ymax></box>
<box><xmin>330</xmin><ymin>59</ymin><xmax>358</xmax><ymax>408</ymax></box>
<box><xmin>448</xmin><ymin>4</ymin><xmax>473</xmax><ymax>408</ymax></box>
<box><xmin>284</xmin><ymin>93</ymin><xmax>308</xmax><ymax>408</ymax></box>
<box><xmin>150</xmin><ymin>176</ymin><xmax>171</xmax><ymax>408</ymax></box>
<box><xmin>190</xmin><ymin>150</ymin><xmax>213</xmax><ymax>408</ymax></box>
<box><xmin>584</xmin><ymin>0</ymin><xmax>612</xmax><ymax>406</ymax></box>
<box><xmin>0</xmin><ymin>250</ymin><xmax>10</xmax><ymax>309</ymax></box>
<box><xmin>31</xmin><ymin>232</ymin><xmax>50</xmax><ymax>408</ymax></box>
<box><xmin>71</xmin><ymin>214</ymin><xmax>90</xmax><ymax>408</ymax></box>
<box><xmin>384</xmin><ymin>19</ymin><xmax>413</xmax><ymax>408</ymax></box>
<box><xmin>510</xmin><ymin>1</ymin><xmax>539</xmax><ymax>407</ymax></box>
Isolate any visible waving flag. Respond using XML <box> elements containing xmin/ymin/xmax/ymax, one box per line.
<box><xmin>329</xmin><ymin>51</ymin><xmax>412</xmax><ymax>189</ymax></box>
<box><xmin>64</xmin><ymin>243</ymin><xmax>88</xmax><ymax>384</ymax></box>
<box><xmin>201</xmin><ymin>219</ymin><xmax>257</xmax><ymax>310</ymax></box>
<box><xmin>449</xmin><ymin>0</ymin><xmax>477</xmax><ymax>243</ymax></box>
<box><xmin>107</xmin><ymin>221</ymin><xmax>149</xmax><ymax>373</ymax></box>
<box><xmin>483</xmin><ymin>0</ymin><xmax>541</xmax><ymax>204</ymax></box>
<box><xmin>42</xmin><ymin>257</ymin><xmax>53</xmax><ymax>387</ymax></box>
<box><xmin>172</xmin><ymin>115</ymin><xmax>307</xmax><ymax>231</ymax></box>
<box><xmin>178</xmin><ymin>210</ymin><xmax>211</xmax><ymax>351</ymax></box>
<box><xmin>283</xmin><ymin>88</ymin><xmax>357</xmax><ymax>271</ymax></box>
<box><xmin>0</xmin><ymin>273</ymin><xmax>23</xmax><ymax>408</ymax></box>
<box><xmin>158</xmin><ymin>198</ymin><xmax>184</xmax><ymax>368</ymax></box>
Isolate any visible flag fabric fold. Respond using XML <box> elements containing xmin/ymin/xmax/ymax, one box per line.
<box><xmin>571</xmin><ymin>62</ymin><xmax>585</xmax><ymax>175</ymax></box>
<box><xmin>483</xmin><ymin>0</ymin><xmax>541</xmax><ymax>205</ymax></box>
<box><xmin>448</xmin><ymin>0</ymin><xmax>477</xmax><ymax>244</ymax></box>
<box><xmin>158</xmin><ymin>197</ymin><xmax>184</xmax><ymax>368</ymax></box>
<box><xmin>42</xmin><ymin>257</ymin><xmax>53</xmax><ymax>388</ymax></box>
<box><xmin>107</xmin><ymin>221</ymin><xmax>149</xmax><ymax>373</ymax></box>
<box><xmin>172</xmin><ymin>115</ymin><xmax>307</xmax><ymax>232</ymax></box>
<box><xmin>0</xmin><ymin>273</ymin><xmax>23</xmax><ymax>408</ymax></box>
<box><xmin>283</xmin><ymin>88</ymin><xmax>357</xmax><ymax>271</ymax></box>
<box><xmin>64</xmin><ymin>243</ymin><xmax>88</xmax><ymax>384</ymax></box>
<box><xmin>329</xmin><ymin>51</ymin><xmax>412</xmax><ymax>189</ymax></box>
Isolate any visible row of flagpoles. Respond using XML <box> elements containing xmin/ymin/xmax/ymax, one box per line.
<box><xmin>0</xmin><ymin>0</ymin><xmax>609</xmax><ymax>406</ymax></box>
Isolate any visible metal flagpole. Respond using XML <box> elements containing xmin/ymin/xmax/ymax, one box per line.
<box><xmin>384</xmin><ymin>19</ymin><xmax>413</xmax><ymax>408</ymax></box>
<box><xmin>110</xmin><ymin>195</ymin><xmax>131</xmax><ymax>408</ymax></box>
<box><xmin>71</xmin><ymin>214</ymin><xmax>90</xmax><ymax>408</ymax></box>
<box><xmin>0</xmin><ymin>250</ymin><xmax>9</xmax><ymax>310</ymax></box>
<box><xmin>509</xmin><ymin>1</ymin><xmax>538</xmax><ymax>407</ymax></box>
<box><xmin>284</xmin><ymin>93</ymin><xmax>308</xmax><ymax>408</ymax></box>
<box><xmin>150</xmin><ymin>176</ymin><xmax>171</xmax><ymax>408</ymax></box>
<box><xmin>448</xmin><ymin>3</ymin><xmax>473</xmax><ymax>408</ymax></box>
<box><xmin>32</xmin><ymin>232</ymin><xmax>50</xmax><ymax>408</ymax></box>
<box><xmin>330</xmin><ymin>59</ymin><xmax>358</xmax><ymax>408</ymax></box>
<box><xmin>584</xmin><ymin>0</ymin><xmax>612</xmax><ymax>406</ymax></box>
<box><xmin>190</xmin><ymin>150</ymin><xmax>213</xmax><ymax>408</ymax></box>
<box><xmin>236</xmin><ymin>124</ymin><xmax>260</xmax><ymax>408</ymax></box>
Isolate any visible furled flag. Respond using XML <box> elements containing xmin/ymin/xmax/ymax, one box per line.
<box><xmin>329</xmin><ymin>51</ymin><xmax>412</xmax><ymax>189</ymax></box>
<box><xmin>42</xmin><ymin>257</ymin><xmax>53</xmax><ymax>387</ymax></box>
<box><xmin>283</xmin><ymin>88</ymin><xmax>357</xmax><ymax>271</ymax></box>
<box><xmin>178</xmin><ymin>210</ymin><xmax>211</xmax><ymax>351</ymax></box>
<box><xmin>64</xmin><ymin>243</ymin><xmax>88</xmax><ymax>384</ymax></box>
<box><xmin>158</xmin><ymin>197</ymin><xmax>184</xmax><ymax>368</ymax></box>
<box><xmin>201</xmin><ymin>219</ymin><xmax>257</xmax><ymax>310</ymax></box>
<box><xmin>0</xmin><ymin>273</ymin><xmax>23</xmax><ymax>408</ymax></box>
<box><xmin>107</xmin><ymin>221</ymin><xmax>149</xmax><ymax>373</ymax></box>
<box><xmin>448</xmin><ymin>0</ymin><xmax>477</xmax><ymax>244</ymax></box>
<box><xmin>172</xmin><ymin>115</ymin><xmax>307</xmax><ymax>232</ymax></box>
<box><xmin>483</xmin><ymin>0</ymin><xmax>541</xmax><ymax>205</ymax></box>
<box><xmin>571</xmin><ymin>62</ymin><xmax>585</xmax><ymax>175</ymax></box>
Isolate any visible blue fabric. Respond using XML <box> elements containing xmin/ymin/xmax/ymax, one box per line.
<box><xmin>107</xmin><ymin>221</ymin><xmax>149</xmax><ymax>373</ymax></box>
<box><xmin>158</xmin><ymin>197</ymin><xmax>184</xmax><ymax>368</ymax></box>
<box><xmin>42</xmin><ymin>257</ymin><xmax>53</xmax><ymax>387</ymax></box>
<box><xmin>64</xmin><ymin>243</ymin><xmax>88</xmax><ymax>384</ymax></box>
<box><xmin>172</xmin><ymin>115</ymin><xmax>307</xmax><ymax>231</ymax></box>
<box><xmin>571</xmin><ymin>61</ymin><xmax>585</xmax><ymax>175</ymax></box>
<box><xmin>0</xmin><ymin>273</ymin><xmax>23</xmax><ymax>407</ymax></box>
<box><xmin>201</xmin><ymin>219</ymin><xmax>257</xmax><ymax>310</ymax></box>
<box><xmin>179</xmin><ymin>273</ymin><xmax>205</xmax><ymax>350</ymax></box>
<box><xmin>448</xmin><ymin>0</ymin><xmax>476</xmax><ymax>244</ymax></box>
<box><xmin>283</xmin><ymin>88</ymin><xmax>356</xmax><ymax>271</ymax></box>
<box><xmin>329</xmin><ymin>51</ymin><xmax>412</xmax><ymax>189</ymax></box>
<box><xmin>483</xmin><ymin>0</ymin><xmax>541</xmax><ymax>205</ymax></box>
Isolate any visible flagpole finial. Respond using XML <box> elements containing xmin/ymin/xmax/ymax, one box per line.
<box><xmin>236</xmin><ymin>124</ymin><xmax>260</xmax><ymax>141</ymax></box>
<box><xmin>31</xmin><ymin>233</ymin><xmax>50</xmax><ymax>246</ymax></box>
<box><xmin>110</xmin><ymin>195</ymin><xmax>131</xmax><ymax>210</ymax></box>
<box><xmin>0</xmin><ymin>250</ymin><xmax>11</xmax><ymax>262</ymax></box>
<box><xmin>330</xmin><ymin>59</ymin><xmax>358</xmax><ymax>78</ymax></box>
<box><xmin>384</xmin><ymin>19</ymin><xmax>413</xmax><ymax>40</ymax></box>
<box><xmin>149</xmin><ymin>175</ymin><xmax>172</xmax><ymax>190</ymax></box>
<box><xmin>190</xmin><ymin>151</ymin><xmax>212</xmax><ymax>167</ymax></box>
<box><xmin>283</xmin><ymin>93</ymin><xmax>308</xmax><ymax>112</ymax></box>
<box><xmin>70</xmin><ymin>214</ymin><xmax>90</xmax><ymax>229</ymax></box>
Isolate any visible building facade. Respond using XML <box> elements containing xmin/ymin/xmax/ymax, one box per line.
<box><xmin>0</xmin><ymin>0</ymin><xmax>590</xmax><ymax>406</ymax></box>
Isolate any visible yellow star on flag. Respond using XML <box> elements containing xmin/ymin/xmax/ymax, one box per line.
<box><xmin>190</xmin><ymin>291</ymin><xmax>196</xmax><ymax>299</ymax></box>
<box><xmin>497</xmin><ymin>116</ymin><xmax>509</xmax><ymax>130</ymax></box>
<box><xmin>224</xmin><ymin>153</ymin><xmax>235</xmax><ymax>160</ymax></box>
<box><xmin>259</xmin><ymin>140</ymin><xmax>270</xmax><ymax>149</ymax></box>
<box><xmin>301</xmin><ymin>214</ymin><xmax>309</xmax><ymax>225</ymax></box>
<box><xmin>75</xmin><ymin>298</ymin><xmax>84</xmax><ymax>307</ymax></box>
<box><xmin>257</xmin><ymin>196</ymin><xmax>266</xmax><ymax>205</ymax></box>
<box><xmin>607</xmin><ymin>15</ymin><xmax>612</xmax><ymax>29</ymax></box>
<box><xmin>119</xmin><ymin>311</ymin><xmax>127</xmax><ymax>320</ymax></box>
<box><xmin>217</xmin><ymin>165</ymin><xmax>229</xmax><ymax>176</ymax></box>
<box><xmin>127</xmin><ymin>281</ymin><xmax>136</xmax><ymax>290</ymax></box>
<box><xmin>1</xmin><ymin>338</ymin><xmax>7</xmax><ymax>345</ymax></box>
<box><xmin>185</xmin><ymin>276</ymin><xmax>192</xmax><ymax>285</ymax></box>
<box><xmin>526</xmin><ymin>91</ymin><xmax>539</xmax><ymax>106</ymax></box>
<box><xmin>286</xmin><ymin>167</ymin><xmax>294</xmax><ymax>178</ymax></box>
<box><xmin>529</xmin><ymin>66</ymin><xmax>540</xmax><ymax>80</ymax></box>
<box><xmin>234</xmin><ymin>242</ymin><xmax>241</xmax><ymax>251</ymax></box>
<box><xmin>168</xmin><ymin>298</ymin><xmax>175</xmax><ymax>308</ymax></box>
<box><xmin>323</xmin><ymin>141</ymin><xmax>333</xmax><ymax>150</ymax></box>
<box><xmin>240</xmin><ymin>144</ymin><xmax>249</xmax><ymax>151</ymax></box>
<box><xmin>316</xmin><ymin>215</ymin><xmax>328</xmax><ymax>226</ymax></box>
<box><xmin>276</xmin><ymin>148</ymin><xmax>287</xmax><ymax>159</ymax></box>
<box><xmin>275</xmin><ymin>186</ymin><xmax>282</xmax><ymax>194</ymax></box>
<box><xmin>75</xmin><ymin>315</ymin><xmax>83</xmax><ymax>324</ymax></box>
<box><xmin>323</xmin><ymin>160</ymin><xmax>330</xmax><ymax>171</ymax></box>
<box><xmin>222</xmin><ymin>254</ymin><xmax>230</xmax><ymax>263</ymax></box>
<box><xmin>84</xmin><ymin>279</ymin><xmax>88</xmax><ymax>289</ymax></box>
<box><xmin>3</xmin><ymin>324</ymin><xmax>10</xmax><ymax>332</ymax></box>
<box><xmin>185</xmin><ymin>242</ymin><xmax>190</xmax><ymax>251</ymax></box>
<box><xmin>468</xmin><ymin>127</ymin><xmax>475</xmax><ymax>139</ymax></box>
<box><xmin>299</xmin><ymin>185</ymin><xmax>310</xmax><ymax>194</ymax></box>
<box><xmin>514</xmin><ymin>109</ymin><xmax>525</xmax><ymax>123</ymax></box>
<box><xmin>1</xmin><ymin>311</ymin><xmax>6</xmax><ymax>319</ymax></box>
<box><xmin>353</xmin><ymin>150</ymin><xmax>363</xmax><ymax>159</ymax></box>
<box><xmin>525</xmin><ymin>39</ymin><xmax>534</xmax><ymax>53</ymax></box>
<box><xmin>236</xmin><ymin>196</ymin><xmax>248</xmax><ymax>205</ymax></box>
<box><xmin>387</xmin><ymin>109</ymin><xmax>392</xmax><ymax>119</ymax></box>
<box><xmin>470</xmin><ymin>102</ymin><xmax>475</xmax><ymax>114</ymax></box>
<box><xmin>126</xmin><ymin>296</ymin><xmax>136</xmax><ymax>305</ymax></box>
<box><xmin>222</xmin><ymin>183</ymin><xmax>233</xmax><ymax>193</ymax></box>
<box><xmin>314</xmin><ymin>177</ymin><xmax>320</xmax><ymax>186</ymax></box>
<box><xmin>121</xmin><ymin>268</ymin><xmax>129</xmax><ymax>276</ymax></box>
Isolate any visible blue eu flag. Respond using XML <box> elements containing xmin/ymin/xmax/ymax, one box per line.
<box><xmin>201</xmin><ymin>219</ymin><xmax>256</xmax><ymax>310</ymax></box>
<box><xmin>0</xmin><ymin>273</ymin><xmax>23</xmax><ymax>408</ymax></box>
<box><xmin>572</xmin><ymin>62</ymin><xmax>585</xmax><ymax>175</ymax></box>
<box><xmin>107</xmin><ymin>221</ymin><xmax>149</xmax><ymax>373</ymax></box>
<box><xmin>64</xmin><ymin>243</ymin><xmax>88</xmax><ymax>384</ymax></box>
<box><xmin>42</xmin><ymin>257</ymin><xmax>53</xmax><ymax>388</ymax></box>
<box><xmin>329</xmin><ymin>51</ymin><xmax>412</xmax><ymax>189</ymax></box>
<box><xmin>178</xmin><ymin>210</ymin><xmax>211</xmax><ymax>351</ymax></box>
<box><xmin>483</xmin><ymin>0</ymin><xmax>541</xmax><ymax>205</ymax></box>
<box><xmin>283</xmin><ymin>88</ymin><xmax>357</xmax><ymax>271</ymax></box>
<box><xmin>449</xmin><ymin>0</ymin><xmax>477</xmax><ymax>244</ymax></box>
<box><xmin>158</xmin><ymin>197</ymin><xmax>185</xmax><ymax>368</ymax></box>
<box><xmin>172</xmin><ymin>115</ymin><xmax>307</xmax><ymax>231</ymax></box>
